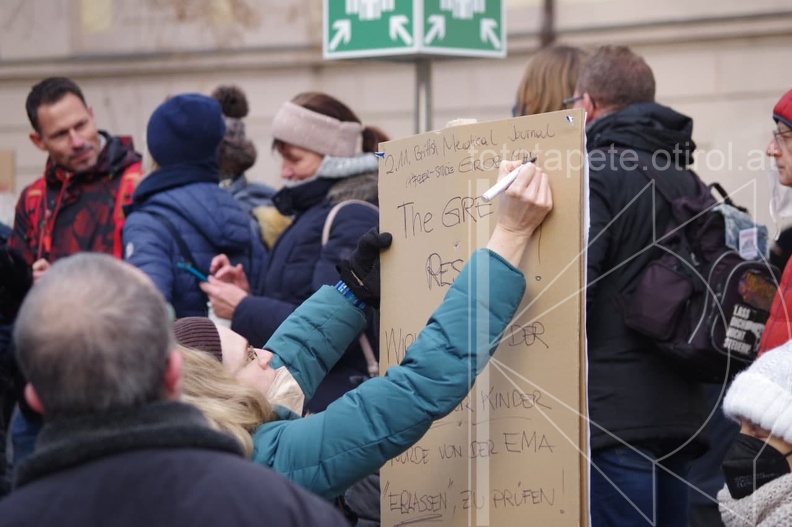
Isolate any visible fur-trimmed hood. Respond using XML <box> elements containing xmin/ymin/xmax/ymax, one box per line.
<box><xmin>328</xmin><ymin>172</ymin><xmax>378</xmax><ymax>205</ymax></box>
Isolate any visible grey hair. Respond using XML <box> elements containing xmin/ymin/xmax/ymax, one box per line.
<box><xmin>576</xmin><ymin>45</ymin><xmax>655</xmax><ymax>113</ymax></box>
<box><xmin>14</xmin><ymin>253</ymin><xmax>174</xmax><ymax>419</ymax></box>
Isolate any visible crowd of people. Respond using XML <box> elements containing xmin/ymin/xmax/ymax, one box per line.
<box><xmin>0</xmin><ymin>43</ymin><xmax>790</xmax><ymax>527</ymax></box>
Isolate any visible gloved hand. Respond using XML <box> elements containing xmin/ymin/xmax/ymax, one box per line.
<box><xmin>336</xmin><ymin>228</ymin><xmax>393</xmax><ymax>309</ymax></box>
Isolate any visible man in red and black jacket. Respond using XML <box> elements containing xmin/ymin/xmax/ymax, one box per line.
<box><xmin>6</xmin><ymin>77</ymin><xmax>142</xmax><ymax>472</ymax></box>
<box><xmin>9</xmin><ymin>77</ymin><xmax>142</xmax><ymax>280</ymax></box>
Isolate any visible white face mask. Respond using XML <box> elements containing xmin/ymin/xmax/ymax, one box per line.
<box><xmin>768</xmin><ymin>166</ymin><xmax>792</xmax><ymax>240</ymax></box>
<box><xmin>265</xmin><ymin>366</ymin><xmax>305</xmax><ymax>416</ymax></box>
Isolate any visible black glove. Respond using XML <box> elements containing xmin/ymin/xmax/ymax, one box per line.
<box><xmin>336</xmin><ymin>228</ymin><xmax>393</xmax><ymax>309</ymax></box>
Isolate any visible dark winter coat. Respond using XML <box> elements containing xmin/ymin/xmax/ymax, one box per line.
<box><xmin>233</xmin><ymin>169</ymin><xmax>379</xmax><ymax>413</ymax></box>
<box><xmin>122</xmin><ymin>162</ymin><xmax>267</xmax><ymax>318</ymax></box>
<box><xmin>585</xmin><ymin>102</ymin><xmax>707</xmax><ymax>453</ymax></box>
<box><xmin>0</xmin><ymin>402</ymin><xmax>348</xmax><ymax>527</ymax></box>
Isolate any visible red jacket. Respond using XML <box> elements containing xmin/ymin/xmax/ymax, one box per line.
<box><xmin>759</xmin><ymin>260</ymin><xmax>792</xmax><ymax>355</ymax></box>
<box><xmin>9</xmin><ymin>133</ymin><xmax>141</xmax><ymax>265</ymax></box>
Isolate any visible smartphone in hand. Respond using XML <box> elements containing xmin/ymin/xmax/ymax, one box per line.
<box><xmin>176</xmin><ymin>262</ymin><xmax>209</xmax><ymax>282</ymax></box>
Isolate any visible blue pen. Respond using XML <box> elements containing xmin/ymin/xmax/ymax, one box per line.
<box><xmin>176</xmin><ymin>262</ymin><xmax>209</xmax><ymax>282</ymax></box>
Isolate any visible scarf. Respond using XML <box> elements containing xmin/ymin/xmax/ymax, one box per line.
<box><xmin>718</xmin><ymin>473</ymin><xmax>792</xmax><ymax>526</ymax></box>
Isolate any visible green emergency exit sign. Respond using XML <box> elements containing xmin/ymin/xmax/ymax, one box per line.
<box><xmin>323</xmin><ymin>0</ymin><xmax>506</xmax><ymax>59</ymax></box>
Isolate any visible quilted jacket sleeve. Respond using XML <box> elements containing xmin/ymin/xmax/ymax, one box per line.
<box><xmin>265</xmin><ymin>286</ymin><xmax>367</xmax><ymax>402</ymax></box>
<box><xmin>122</xmin><ymin>212</ymin><xmax>176</xmax><ymax>302</ymax></box>
<box><xmin>250</xmin><ymin>249</ymin><xmax>526</xmax><ymax>500</ymax></box>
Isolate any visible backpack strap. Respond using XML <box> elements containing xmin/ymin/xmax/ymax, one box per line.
<box><xmin>23</xmin><ymin>179</ymin><xmax>47</xmax><ymax>259</ymax></box>
<box><xmin>357</xmin><ymin>330</ymin><xmax>380</xmax><ymax>378</ymax></box>
<box><xmin>112</xmin><ymin>163</ymin><xmax>142</xmax><ymax>259</ymax></box>
<box><xmin>595</xmin><ymin>147</ymin><xmax>716</xmax><ymax>230</ymax></box>
<box><xmin>597</xmin><ymin>147</ymin><xmax>693</xmax><ymax>204</ymax></box>
<box><xmin>145</xmin><ymin>209</ymin><xmax>205</xmax><ymax>276</ymax></box>
<box><xmin>321</xmin><ymin>199</ymin><xmax>379</xmax><ymax>246</ymax></box>
<box><xmin>23</xmin><ymin>164</ymin><xmax>141</xmax><ymax>261</ymax></box>
<box><xmin>637</xmin><ymin>163</ymin><xmax>708</xmax><ymax>212</ymax></box>
<box><xmin>709</xmin><ymin>182</ymin><xmax>748</xmax><ymax>213</ymax></box>
<box><xmin>322</xmin><ymin>199</ymin><xmax>380</xmax><ymax>378</ymax></box>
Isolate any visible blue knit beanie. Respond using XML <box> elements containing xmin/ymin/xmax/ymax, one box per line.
<box><xmin>147</xmin><ymin>94</ymin><xmax>226</xmax><ymax>167</ymax></box>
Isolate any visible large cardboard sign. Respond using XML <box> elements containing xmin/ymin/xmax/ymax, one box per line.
<box><xmin>379</xmin><ymin>109</ymin><xmax>587</xmax><ymax>527</ymax></box>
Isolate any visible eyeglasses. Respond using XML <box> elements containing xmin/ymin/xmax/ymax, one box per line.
<box><xmin>562</xmin><ymin>95</ymin><xmax>584</xmax><ymax>108</ymax></box>
<box><xmin>772</xmin><ymin>129</ymin><xmax>792</xmax><ymax>150</ymax></box>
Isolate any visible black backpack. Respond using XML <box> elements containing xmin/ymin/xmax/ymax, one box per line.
<box><xmin>622</xmin><ymin>160</ymin><xmax>780</xmax><ymax>383</ymax></box>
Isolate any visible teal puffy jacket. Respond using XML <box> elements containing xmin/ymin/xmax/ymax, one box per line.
<box><xmin>251</xmin><ymin>248</ymin><xmax>526</xmax><ymax>501</ymax></box>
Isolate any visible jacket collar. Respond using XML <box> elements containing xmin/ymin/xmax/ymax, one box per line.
<box><xmin>273</xmin><ymin>177</ymin><xmax>336</xmax><ymax>216</ymax></box>
<box><xmin>15</xmin><ymin>401</ymin><xmax>243</xmax><ymax>488</ymax></box>
<box><xmin>586</xmin><ymin>102</ymin><xmax>697</xmax><ymax>167</ymax></box>
<box><xmin>127</xmin><ymin>161</ymin><xmax>220</xmax><ymax>213</ymax></box>
<box><xmin>272</xmin><ymin>153</ymin><xmax>380</xmax><ymax>215</ymax></box>
<box><xmin>44</xmin><ymin>131</ymin><xmax>141</xmax><ymax>188</ymax></box>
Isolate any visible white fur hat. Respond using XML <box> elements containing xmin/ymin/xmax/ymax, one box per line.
<box><xmin>723</xmin><ymin>341</ymin><xmax>792</xmax><ymax>444</ymax></box>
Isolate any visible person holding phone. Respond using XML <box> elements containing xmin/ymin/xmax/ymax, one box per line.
<box><xmin>122</xmin><ymin>93</ymin><xmax>268</xmax><ymax>318</ymax></box>
<box><xmin>200</xmin><ymin>92</ymin><xmax>387</xmax><ymax>413</ymax></box>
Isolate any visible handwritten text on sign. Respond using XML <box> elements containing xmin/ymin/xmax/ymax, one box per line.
<box><xmin>379</xmin><ymin>110</ymin><xmax>586</xmax><ymax>527</ymax></box>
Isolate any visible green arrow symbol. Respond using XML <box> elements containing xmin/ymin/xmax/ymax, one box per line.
<box><xmin>480</xmin><ymin>18</ymin><xmax>500</xmax><ymax>49</ymax></box>
<box><xmin>329</xmin><ymin>19</ymin><xmax>351</xmax><ymax>51</ymax></box>
<box><xmin>389</xmin><ymin>15</ymin><xmax>412</xmax><ymax>45</ymax></box>
<box><xmin>424</xmin><ymin>14</ymin><xmax>445</xmax><ymax>45</ymax></box>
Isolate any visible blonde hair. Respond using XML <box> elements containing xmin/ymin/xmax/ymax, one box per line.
<box><xmin>179</xmin><ymin>345</ymin><xmax>276</xmax><ymax>457</ymax></box>
<box><xmin>514</xmin><ymin>45</ymin><xmax>589</xmax><ymax>116</ymax></box>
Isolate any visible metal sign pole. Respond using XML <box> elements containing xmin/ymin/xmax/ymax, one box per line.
<box><xmin>415</xmin><ymin>58</ymin><xmax>432</xmax><ymax>134</ymax></box>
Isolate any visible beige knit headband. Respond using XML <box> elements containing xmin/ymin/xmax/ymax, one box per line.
<box><xmin>271</xmin><ymin>101</ymin><xmax>363</xmax><ymax>157</ymax></box>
